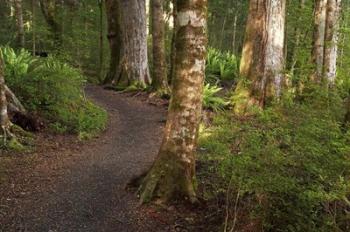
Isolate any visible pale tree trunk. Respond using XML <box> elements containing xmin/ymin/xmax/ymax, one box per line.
<box><xmin>118</xmin><ymin>0</ymin><xmax>151</xmax><ymax>87</ymax></box>
<box><xmin>0</xmin><ymin>55</ymin><xmax>10</xmax><ymax>132</ymax></box>
<box><xmin>14</xmin><ymin>0</ymin><xmax>25</xmax><ymax>48</ymax></box>
<box><xmin>169</xmin><ymin>0</ymin><xmax>177</xmax><ymax>84</ymax></box>
<box><xmin>323</xmin><ymin>0</ymin><xmax>342</xmax><ymax>84</ymax></box>
<box><xmin>311</xmin><ymin>0</ymin><xmax>328</xmax><ymax>81</ymax></box>
<box><xmin>234</xmin><ymin>0</ymin><xmax>286</xmax><ymax>114</ymax></box>
<box><xmin>151</xmin><ymin>0</ymin><xmax>169</xmax><ymax>94</ymax></box>
<box><xmin>139</xmin><ymin>0</ymin><xmax>207</xmax><ymax>203</ymax></box>
<box><xmin>98</xmin><ymin>0</ymin><xmax>104</xmax><ymax>83</ymax></box>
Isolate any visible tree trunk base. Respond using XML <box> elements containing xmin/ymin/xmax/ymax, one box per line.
<box><xmin>138</xmin><ymin>157</ymin><xmax>198</xmax><ymax>204</ymax></box>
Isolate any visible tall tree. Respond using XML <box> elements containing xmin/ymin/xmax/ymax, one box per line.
<box><xmin>39</xmin><ymin>0</ymin><xmax>63</xmax><ymax>48</ymax></box>
<box><xmin>323</xmin><ymin>0</ymin><xmax>342</xmax><ymax>83</ymax></box>
<box><xmin>311</xmin><ymin>0</ymin><xmax>328</xmax><ymax>81</ymax></box>
<box><xmin>13</xmin><ymin>0</ymin><xmax>25</xmax><ymax>48</ymax></box>
<box><xmin>117</xmin><ymin>0</ymin><xmax>151</xmax><ymax>87</ymax></box>
<box><xmin>104</xmin><ymin>0</ymin><xmax>122</xmax><ymax>84</ymax></box>
<box><xmin>234</xmin><ymin>0</ymin><xmax>286</xmax><ymax>113</ymax></box>
<box><xmin>139</xmin><ymin>0</ymin><xmax>208</xmax><ymax>203</ymax></box>
<box><xmin>151</xmin><ymin>0</ymin><xmax>169</xmax><ymax>94</ymax></box>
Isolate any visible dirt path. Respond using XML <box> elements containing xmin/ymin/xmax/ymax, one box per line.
<box><xmin>0</xmin><ymin>86</ymin><xmax>171</xmax><ymax>232</ymax></box>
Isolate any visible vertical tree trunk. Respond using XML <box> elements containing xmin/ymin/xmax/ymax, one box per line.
<box><xmin>39</xmin><ymin>0</ymin><xmax>63</xmax><ymax>48</ymax></box>
<box><xmin>151</xmin><ymin>0</ymin><xmax>169</xmax><ymax>94</ymax></box>
<box><xmin>118</xmin><ymin>0</ymin><xmax>151</xmax><ymax>87</ymax></box>
<box><xmin>232</xmin><ymin>14</ymin><xmax>238</xmax><ymax>54</ymax></box>
<box><xmin>104</xmin><ymin>0</ymin><xmax>122</xmax><ymax>84</ymax></box>
<box><xmin>14</xmin><ymin>0</ymin><xmax>25</xmax><ymax>48</ymax></box>
<box><xmin>311</xmin><ymin>0</ymin><xmax>328</xmax><ymax>81</ymax></box>
<box><xmin>169</xmin><ymin>0</ymin><xmax>177</xmax><ymax>84</ymax></box>
<box><xmin>234</xmin><ymin>0</ymin><xmax>286</xmax><ymax>113</ymax></box>
<box><xmin>0</xmin><ymin>54</ymin><xmax>10</xmax><ymax>132</ymax></box>
<box><xmin>323</xmin><ymin>0</ymin><xmax>342</xmax><ymax>84</ymax></box>
<box><xmin>98</xmin><ymin>0</ymin><xmax>104</xmax><ymax>83</ymax></box>
<box><xmin>139</xmin><ymin>0</ymin><xmax>207</xmax><ymax>203</ymax></box>
<box><xmin>31</xmin><ymin>0</ymin><xmax>36</xmax><ymax>55</ymax></box>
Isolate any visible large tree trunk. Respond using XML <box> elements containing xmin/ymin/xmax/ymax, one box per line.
<box><xmin>311</xmin><ymin>0</ymin><xmax>328</xmax><ymax>81</ymax></box>
<box><xmin>0</xmin><ymin>55</ymin><xmax>10</xmax><ymax>132</ymax></box>
<box><xmin>323</xmin><ymin>0</ymin><xmax>342</xmax><ymax>84</ymax></box>
<box><xmin>117</xmin><ymin>0</ymin><xmax>151</xmax><ymax>87</ymax></box>
<box><xmin>104</xmin><ymin>0</ymin><xmax>122</xmax><ymax>84</ymax></box>
<box><xmin>14</xmin><ymin>0</ymin><xmax>25</xmax><ymax>48</ymax></box>
<box><xmin>139</xmin><ymin>0</ymin><xmax>207</xmax><ymax>203</ymax></box>
<box><xmin>151</xmin><ymin>0</ymin><xmax>169</xmax><ymax>94</ymax></box>
<box><xmin>234</xmin><ymin>0</ymin><xmax>286</xmax><ymax>113</ymax></box>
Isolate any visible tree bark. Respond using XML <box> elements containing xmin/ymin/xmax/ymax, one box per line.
<box><xmin>139</xmin><ymin>0</ymin><xmax>207</xmax><ymax>203</ymax></box>
<box><xmin>311</xmin><ymin>0</ymin><xmax>328</xmax><ymax>81</ymax></box>
<box><xmin>117</xmin><ymin>0</ymin><xmax>151</xmax><ymax>87</ymax></box>
<box><xmin>14</xmin><ymin>0</ymin><xmax>25</xmax><ymax>48</ymax></box>
<box><xmin>234</xmin><ymin>0</ymin><xmax>286</xmax><ymax>113</ymax></box>
<box><xmin>104</xmin><ymin>0</ymin><xmax>122</xmax><ymax>84</ymax></box>
<box><xmin>323</xmin><ymin>0</ymin><xmax>342</xmax><ymax>84</ymax></box>
<box><xmin>151</xmin><ymin>0</ymin><xmax>169</xmax><ymax>94</ymax></box>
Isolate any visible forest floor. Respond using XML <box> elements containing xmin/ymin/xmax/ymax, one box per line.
<box><xmin>0</xmin><ymin>86</ymin><xmax>207</xmax><ymax>232</ymax></box>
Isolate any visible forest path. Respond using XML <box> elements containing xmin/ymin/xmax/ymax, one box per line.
<box><xmin>0</xmin><ymin>85</ymin><xmax>169</xmax><ymax>231</ymax></box>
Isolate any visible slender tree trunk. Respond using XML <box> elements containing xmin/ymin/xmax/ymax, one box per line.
<box><xmin>232</xmin><ymin>14</ymin><xmax>238</xmax><ymax>54</ymax></box>
<box><xmin>169</xmin><ymin>1</ymin><xmax>177</xmax><ymax>84</ymax></box>
<box><xmin>98</xmin><ymin>0</ymin><xmax>104</xmax><ymax>83</ymax></box>
<box><xmin>139</xmin><ymin>0</ymin><xmax>208</xmax><ymax>203</ymax></box>
<box><xmin>234</xmin><ymin>0</ymin><xmax>286</xmax><ymax>113</ymax></box>
<box><xmin>323</xmin><ymin>0</ymin><xmax>342</xmax><ymax>84</ymax></box>
<box><xmin>0</xmin><ymin>55</ymin><xmax>10</xmax><ymax>132</ymax></box>
<box><xmin>39</xmin><ymin>0</ymin><xmax>63</xmax><ymax>48</ymax></box>
<box><xmin>31</xmin><ymin>0</ymin><xmax>36</xmax><ymax>55</ymax></box>
<box><xmin>151</xmin><ymin>0</ymin><xmax>169</xmax><ymax>94</ymax></box>
<box><xmin>118</xmin><ymin>0</ymin><xmax>151</xmax><ymax>87</ymax></box>
<box><xmin>311</xmin><ymin>0</ymin><xmax>328</xmax><ymax>81</ymax></box>
<box><xmin>14</xmin><ymin>0</ymin><xmax>25</xmax><ymax>48</ymax></box>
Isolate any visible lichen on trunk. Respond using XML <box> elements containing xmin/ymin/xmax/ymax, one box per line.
<box><xmin>139</xmin><ymin>0</ymin><xmax>207</xmax><ymax>204</ymax></box>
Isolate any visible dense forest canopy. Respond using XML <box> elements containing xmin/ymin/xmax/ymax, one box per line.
<box><xmin>1</xmin><ymin>0</ymin><xmax>350</xmax><ymax>231</ymax></box>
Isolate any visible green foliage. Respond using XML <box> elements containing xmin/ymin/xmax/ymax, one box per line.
<box><xmin>206</xmin><ymin>48</ymin><xmax>238</xmax><ymax>85</ymax></box>
<box><xmin>199</xmin><ymin>90</ymin><xmax>350</xmax><ymax>231</ymax></box>
<box><xmin>203</xmin><ymin>84</ymin><xmax>229</xmax><ymax>112</ymax></box>
<box><xmin>2</xmin><ymin>47</ymin><xmax>107</xmax><ymax>137</ymax></box>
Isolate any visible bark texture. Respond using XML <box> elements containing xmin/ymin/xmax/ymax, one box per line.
<box><xmin>311</xmin><ymin>0</ymin><xmax>328</xmax><ymax>81</ymax></box>
<box><xmin>151</xmin><ymin>0</ymin><xmax>169</xmax><ymax>93</ymax></box>
<box><xmin>323</xmin><ymin>0</ymin><xmax>342</xmax><ymax>84</ymax></box>
<box><xmin>0</xmin><ymin>55</ymin><xmax>10</xmax><ymax>131</ymax></box>
<box><xmin>234</xmin><ymin>0</ymin><xmax>286</xmax><ymax>113</ymax></box>
<box><xmin>139</xmin><ymin>0</ymin><xmax>207</xmax><ymax>203</ymax></box>
<box><xmin>118</xmin><ymin>0</ymin><xmax>151</xmax><ymax>87</ymax></box>
<box><xmin>104</xmin><ymin>0</ymin><xmax>122</xmax><ymax>84</ymax></box>
<box><xmin>14</xmin><ymin>0</ymin><xmax>25</xmax><ymax>48</ymax></box>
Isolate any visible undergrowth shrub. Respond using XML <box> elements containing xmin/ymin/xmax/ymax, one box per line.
<box><xmin>2</xmin><ymin>47</ymin><xmax>107</xmax><ymax>138</ymax></box>
<box><xmin>206</xmin><ymin>47</ymin><xmax>238</xmax><ymax>85</ymax></box>
<box><xmin>203</xmin><ymin>84</ymin><xmax>229</xmax><ymax>112</ymax></box>
<box><xmin>199</xmin><ymin>88</ymin><xmax>350</xmax><ymax>232</ymax></box>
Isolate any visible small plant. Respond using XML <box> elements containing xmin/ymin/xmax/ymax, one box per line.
<box><xmin>2</xmin><ymin>46</ymin><xmax>107</xmax><ymax>137</ymax></box>
<box><xmin>203</xmin><ymin>84</ymin><xmax>229</xmax><ymax>111</ymax></box>
<box><xmin>206</xmin><ymin>48</ymin><xmax>238</xmax><ymax>85</ymax></box>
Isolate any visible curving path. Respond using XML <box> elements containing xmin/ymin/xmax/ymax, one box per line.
<box><xmin>0</xmin><ymin>86</ymin><xmax>169</xmax><ymax>232</ymax></box>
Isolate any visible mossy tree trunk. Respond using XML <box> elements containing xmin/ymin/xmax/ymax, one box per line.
<box><xmin>104</xmin><ymin>0</ymin><xmax>122</xmax><ymax>84</ymax></box>
<box><xmin>151</xmin><ymin>0</ymin><xmax>170</xmax><ymax>94</ymax></box>
<box><xmin>14</xmin><ymin>0</ymin><xmax>25</xmax><ymax>48</ymax></box>
<box><xmin>139</xmin><ymin>0</ymin><xmax>207</xmax><ymax>203</ymax></box>
<box><xmin>39</xmin><ymin>0</ymin><xmax>63</xmax><ymax>48</ymax></box>
<box><xmin>233</xmin><ymin>0</ymin><xmax>286</xmax><ymax>114</ymax></box>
